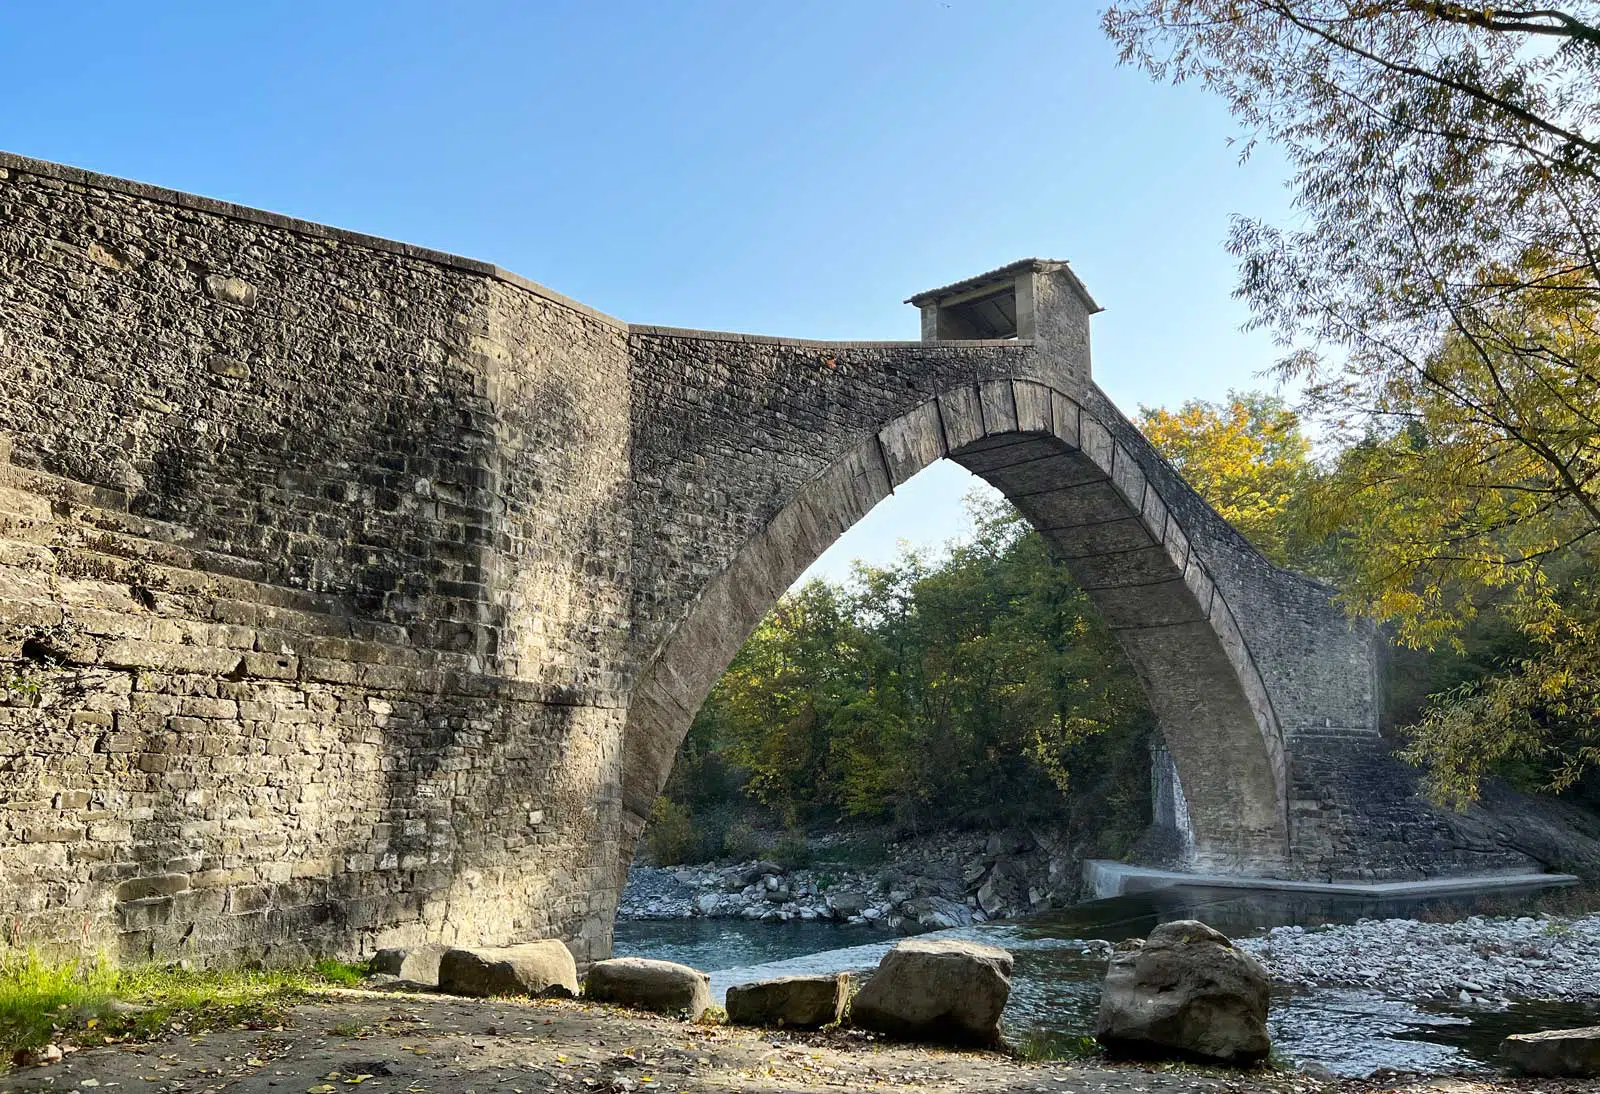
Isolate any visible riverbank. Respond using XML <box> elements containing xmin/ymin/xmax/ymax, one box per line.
<box><xmin>621</xmin><ymin>826</ymin><xmax>1092</xmax><ymax>929</ymax></box>
<box><xmin>2</xmin><ymin>986</ymin><xmax>1590</xmax><ymax>1094</ymax></box>
<box><xmin>1239</xmin><ymin>912</ymin><xmax>1600</xmax><ymax>1004</ymax></box>
<box><xmin>615</xmin><ymin>888</ymin><xmax>1600</xmax><ymax>1075</ymax></box>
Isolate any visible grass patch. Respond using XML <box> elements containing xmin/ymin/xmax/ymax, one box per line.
<box><xmin>312</xmin><ymin>959</ymin><xmax>367</xmax><ymax>987</ymax></box>
<box><xmin>1009</xmin><ymin>1029</ymin><xmax>1101</xmax><ymax>1062</ymax></box>
<box><xmin>0</xmin><ymin>951</ymin><xmax>366</xmax><ymax>1063</ymax></box>
<box><xmin>0</xmin><ymin>951</ymin><xmax>119</xmax><ymax>1059</ymax></box>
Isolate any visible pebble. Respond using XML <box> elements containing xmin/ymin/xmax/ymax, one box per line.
<box><xmin>616</xmin><ymin>831</ymin><xmax>1039</xmax><ymax>930</ymax></box>
<box><xmin>1236</xmin><ymin>912</ymin><xmax>1600</xmax><ymax>1002</ymax></box>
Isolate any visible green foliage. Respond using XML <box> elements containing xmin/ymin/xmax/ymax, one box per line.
<box><xmin>0</xmin><ymin>665</ymin><xmax>43</xmax><ymax>706</ymax></box>
<box><xmin>1301</xmin><ymin>317</ymin><xmax>1600</xmax><ymax>802</ymax></box>
<box><xmin>1138</xmin><ymin>392</ymin><xmax>1315</xmax><ymax>569</ymax></box>
<box><xmin>647</xmin><ymin>489</ymin><xmax>1159</xmax><ymax>848</ymax></box>
<box><xmin>1106</xmin><ymin>2</ymin><xmax>1600</xmax><ymax>805</ymax></box>
<box><xmin>643</xmin><ymin>798</ymin><xmax>697</xmax><ymax>866</ymax></box>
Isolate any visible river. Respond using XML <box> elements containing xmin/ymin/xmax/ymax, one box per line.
<box><xmin>613</xmin><ymin>882</ymin><xmax>1600</xmax><ymax>1076</ymax></box>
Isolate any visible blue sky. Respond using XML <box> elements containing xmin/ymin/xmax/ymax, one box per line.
<box><xmin>0</xmin><ymin>1</ymin><xmax>1294</xmax><ymax>583</ymax></box>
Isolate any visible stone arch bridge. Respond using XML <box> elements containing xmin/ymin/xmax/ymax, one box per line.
<box><xmin>0</xmin><ymin>153</ymin><xmax>1536</xmax><ymax>965</ymax></box>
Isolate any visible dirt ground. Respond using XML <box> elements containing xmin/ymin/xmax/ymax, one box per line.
<box><xmin>0</xmin><ymin>989</ymin><xmax>1586</xmax><ymax>1094</ymax></box>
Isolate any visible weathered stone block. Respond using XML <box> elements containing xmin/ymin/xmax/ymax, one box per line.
<box><xmin>1096</xmin><ymin>920</ymin><xmax>1270</xmax><ymax>1066</ymax></box>
<box><xmin>203</xmin><ymin>275</ymin><xmax>259</xmax><ymax>308</ymax></box>
<box><xmin>584</xmin><ymin>957</ymin><xmax>711</xmax><ymax>1018</ymax></box>
<box><xmin>371</xmin><ymin>944</ymin><xmax>449</xmax><ymax>985</ymax></box>
<box><xmin>25</xmin><ymin>825</ymin><xmax>84</xmax><ymax>843</ymax></box>
<box><xmin>438</xmin><ymin>941</ymin><xmax>579</xmax><ymax>998</ymax></box>
<box><xmin>850</xmin><ymin>939</ymin><xmax>1012</xmax><ymax>1047</ymax></box>
<box><xmin>726</xmin><ymin>973</ymin><xmax>849</xmax><ymax>1029</ymax></box>
<box><xmin>1501</xmin><ymin>1026</ymin><xmax>1600</xmax><ymax>1077</ymax></box>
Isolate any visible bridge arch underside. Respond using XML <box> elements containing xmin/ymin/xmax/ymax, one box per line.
<box><xmin>625</xmin><ymin>379</ymin><xmax>1292</xmax><ymax>878</ymax></box>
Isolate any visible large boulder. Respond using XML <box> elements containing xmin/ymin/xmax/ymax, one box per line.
<box><xmin>437</xmin><ymin>941</ymin><xmax>580</xmax><ymax>998</ymax></box>
<box><xmin>825</xmin><ymin>891</ymin><xmax>868</xmax><ymax>918</ymax></box>
<box><xmin>1501</xmin><ymin>1026</ymin><xmax>1600</xmax><ymax>1077</ymax></box>
<box><xmin>740</xmin><ymin>861</ymin><xmax>786</xmax><ymax>885</ymax></box>
<box><xmin>901</xmin><ymin>896</ymin><xmax>973</xmax><ymax>930</ymax></box>
<box><xmin>726</xmin><ymin>973</ymin><xmax>849</xmax><ymax>1029</ymax></box>
<box><xmin>370</xmin><ymin>944</ymin><xmax>448</xmax><ymax>985</ymax></box>
<box><xmin>1095</xmin><ymin>920</ymin><xmax>1270</xmax><ymax>1066</ymax></box>
<box><xmin>849</xmin><ymin>938</ymin><xmax>1013</xmax><ymax>1047</ymax></box>
<box><xmin>585</xmin><ymin>957</ymin><xmax>712</xmax><ymax>1019</ymax></box>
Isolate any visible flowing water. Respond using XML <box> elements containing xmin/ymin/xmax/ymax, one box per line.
<box><xmin>612</xmin><ymin>882</ymin><xmax>1600</xmax><ymax>1076</ymax></box>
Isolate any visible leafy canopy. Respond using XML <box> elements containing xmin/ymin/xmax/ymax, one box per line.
<box><xmin>1104</xmin><ymin>1</ymin><xmax>1600</xmax><ymax>801</ymax></box>
<box><xmin>1138</xmin><ymin>391</ymin><xmax>1313</xmax><ymax>567</ymax></box>
<box><xmin>671</xmin><ymin>492</ymin><xmax>1155</xmax><ymax>840</ymax></box>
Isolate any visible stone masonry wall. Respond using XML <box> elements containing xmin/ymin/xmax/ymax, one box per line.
<box><xmin>625</xmin><ymin>329</ymin><xmax>1048</xmax><ymax>667</ymax></box>
<box><xmin>0</xmin><ymin>154</ymin><xmax>632</xmax><ymax>964</ymax></box>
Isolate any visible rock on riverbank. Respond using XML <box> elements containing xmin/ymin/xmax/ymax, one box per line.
<box><xmin>621</xmin><ymin>861</ymin><xmax>980</xmax><ymax>931</ymax></box>
<box><xmin>620</xmin><ymin>828</ymin><xmax>1088</xmax><ymax>929</ymax></box>
<box><xmin>1238</xmin><ymin>912</ymin><xmax>1600</xmax><ymax>1003</ymax></box>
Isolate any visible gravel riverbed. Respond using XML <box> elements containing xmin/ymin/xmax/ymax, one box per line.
<box><xmin>625</xmin><ymin>861</ymin><xmax>1600</xmax><ymax>1012</ymax></box>
<box><xmin>619</xmin><ymin>862</ymin><xmax>985</xmax><ymax>931</ymax></box>
<box><xmin>1237</xmin><ymin>913</ymin><xmax>1600</xmax><ymax>1003</ymax></box>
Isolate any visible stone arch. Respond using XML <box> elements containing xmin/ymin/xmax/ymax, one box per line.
<box><xmin>623</xmin><ymin>377</ymin><xmax>1291</xmax><ymax>875</ymax></box>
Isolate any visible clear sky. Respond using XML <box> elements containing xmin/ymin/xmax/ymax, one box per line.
<box><xmin>0</xmin><ymin>1</ymin><xmax>1294</xmax><ymax>584</ymax></box>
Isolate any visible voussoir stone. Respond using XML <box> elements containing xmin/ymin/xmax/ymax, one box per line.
<box><xmin>584</xmin><ymin>957</ymin><xmax>712</xmax><ymax>1019</ymax></box>
<box><xmin>437</xmin><ymin>941</ymin><xmax>580</xmax><ymax>998</ymax></box>
<box><xmin>1095</xmin><ymin>919</ymin><xmax>1270</xmax><ymax>1066</ymax></box>
<box><xmin>1501</xmin><ymin>1025</ymin><xmax>1600</xmax><ymax>1078</ymax></box>
<box><xmin>848</xmin><ymin>938</ymin><xmax>1013</xmax><ymax>1047</ymax></box>
<box><xmin>725</xmin><ymin>973</ymin><xmax>850</xmax><ymax>1029</ymax></box>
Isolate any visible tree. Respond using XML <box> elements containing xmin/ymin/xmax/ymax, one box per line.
<box><xmin>1138</xmin><ymin>392</ymin><xmax>1314</xmax><ymax>567</ymax></box>
<box><xmin>1103</xmin><ymin>1</ymin><xmax>1600</xmax><ymax>801</ymax></box>
<box><xmin>712</xmin><ymin>579</ymin><xmax>865</xmax><ymax>821</ymax></box>
<box><xmin>670</xmin><ymin>490</ymin><xmax>1157</xmax><ymax>841</ymax></box>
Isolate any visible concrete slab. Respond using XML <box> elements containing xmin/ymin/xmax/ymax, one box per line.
<box><xmin>1083</xmin><ymin>859</ymin><xmax>1579</xmax><ymax>901</ymax></box>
